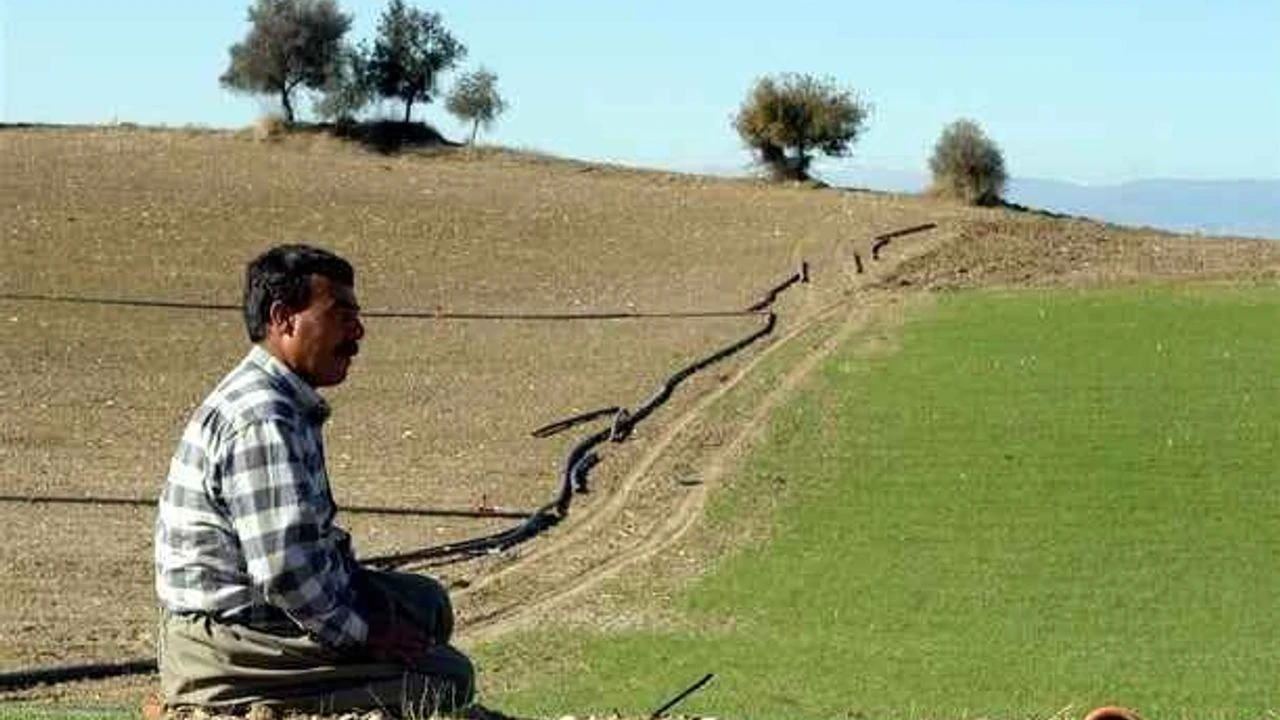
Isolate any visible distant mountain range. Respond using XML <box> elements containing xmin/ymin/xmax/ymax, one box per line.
<box><xmin>1007</xmin><ymin>178</ymin><xmax>1280</xmax><ymax>240</ymax></box>
<box><xmin>815</xmin><ymin>166</ymin><xmax>1280</xmax><ymax>240</ymax></box>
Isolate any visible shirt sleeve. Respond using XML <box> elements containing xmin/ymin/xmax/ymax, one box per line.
<box><xmin>221</xmin><ymin>418</ymin><xmax>368</xmax><ymax>648</ymax></box>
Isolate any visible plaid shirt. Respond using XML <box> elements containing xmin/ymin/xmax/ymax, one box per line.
<box><xmin>154</xmin><ymin>345</ymin><xmax>368</xmax><ymax>648</ymax></box>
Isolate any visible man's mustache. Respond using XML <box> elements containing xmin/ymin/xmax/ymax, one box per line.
<box><xmin>337</xmin><ymin>341</ymin><xmax>360</xmax><ymax>358</ymax></box>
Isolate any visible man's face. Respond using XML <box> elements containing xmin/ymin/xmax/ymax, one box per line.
<box><xmin>278</xmin><ymin>274</ymin><xmax>364</xmax><ymax>387</ymax></box>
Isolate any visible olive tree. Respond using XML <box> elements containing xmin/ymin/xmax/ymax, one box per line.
<box><xmin>734</xmin><ymin>73</ymin><xmax>870</xmax><ymax>181</ymax></box>
<box><xmin>928</xmin><ymin>119</ymin><xmax>1008</xmax><ymax>206</ymax></box>
<box><xmin>314</xmin><ymin>43</ymin><xmax>374</xmax><ymax>124</ymax></box>
<box><xmin>368</xmin><ymin>0</ymin><xmax>466</xmax><ymax>123</ymax></box>
<box><xmin>220</xmin><ymin>0</ymin><xmax>352</xmax><ymax>125</ymax></box>
<box><xmin>446</xmin><ymin>68</ymin><xmax>507</xmax><ymax>145</ymax></box>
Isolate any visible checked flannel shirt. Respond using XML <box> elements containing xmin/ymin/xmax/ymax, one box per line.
<box><xmin>154</xmin><ymin>345</ymin><xmax>368</xmax><ymax>648</ymax></box>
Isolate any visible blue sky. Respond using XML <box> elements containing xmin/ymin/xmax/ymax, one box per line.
<box><xmin>3</xmin><ymin>0</ymin><xmax>1278</xmax><ymax>184</ymax></box>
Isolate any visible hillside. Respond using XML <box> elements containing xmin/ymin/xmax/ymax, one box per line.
<box><xmin>2</xmin><ymin>125</ymin><xmax>1279</xmax><ymax>708</ymax></box>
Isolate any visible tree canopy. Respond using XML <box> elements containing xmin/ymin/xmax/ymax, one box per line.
<box><xmin>220</xmin><ymin>0</ymin><xmax>352</xmax><ymax>125</ymax></box>
<box><xmin>445</xmin><ymin>68</ymin><xmax>507</xmax><ymax>145</ymax></box>
<box><xmin>734</xmin><ymin>73</ymin><xmax>870</xmax><ymax>181</ymax></box>
<box><xmin>313</xmin><ymin>43</ymin><xmax>374</xmax><ymax>124</ymax></box>
<box><xmin>369</xmin><ymin>0</ymin><xmax>466</xmax><ymax>123</ymax></box>
<box><xmin>928</xmin><ymin>119</ymin><xmax>1008</xmax><ymax>206</ymax></box>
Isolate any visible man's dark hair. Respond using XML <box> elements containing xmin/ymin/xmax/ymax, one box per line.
<box><xmin>243</xmin><ymin>244</ymin><xmax>355</xmax><ymax>341</ymax></box>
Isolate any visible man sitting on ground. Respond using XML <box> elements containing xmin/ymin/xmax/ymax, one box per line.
<box><xmin>154</xmin><ymin>244</ymin><xmax>475</xmax><ymax>714</ymax></box>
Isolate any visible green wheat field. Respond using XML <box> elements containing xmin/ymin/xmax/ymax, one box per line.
<box><xmin>478</xmin><ymin>284</ymin><xmax>1280</xmax><ymax>720</ymax></box>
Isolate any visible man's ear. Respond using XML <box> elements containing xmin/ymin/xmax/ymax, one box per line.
<box><xmin>268</xmin><ymin>300</ymin><xmax>295</xmax><ymax>335</ymax></box>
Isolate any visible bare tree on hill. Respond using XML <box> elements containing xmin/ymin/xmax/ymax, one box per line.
<box><xmin>220</xmin><ymin>0</ymin><xmax>352</xmax><ymax>126</ymax></box>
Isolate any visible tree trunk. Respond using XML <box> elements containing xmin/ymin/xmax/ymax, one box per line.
<box><xmin>403</xmin><ymin>99</ymin><xmax>413</xmax><ymax>124</ymax></box>
<box><xmin>280</xmin><ymin>87</ymin><xmax>295</xmax><ymax>126</ymax></box>
<box><xmin>793</xmin><ymin>141</ymin><xmax>809</xmax><ymax>181</ymax></box>
<box><xmin>469</xmin><ymin>119</ymin><xmax>479</xmax><ymax>146</ymax></box>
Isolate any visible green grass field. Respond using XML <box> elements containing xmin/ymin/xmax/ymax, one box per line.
<box><xmin>477</xmin><ymin>284</ymin><xmax>1280</xmax><ymax>720</ymax></box>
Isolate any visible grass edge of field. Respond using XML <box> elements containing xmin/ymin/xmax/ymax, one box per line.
<box><xmin>468</xmin><ymin>293</ymin><xmax>921</xmax><ymax>713</ymax></box>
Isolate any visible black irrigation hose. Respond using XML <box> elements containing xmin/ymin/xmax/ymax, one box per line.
<box><xmin>530</xmin><ymin>406</ymin><xmax>622</xmax><ymax>439</ymax></box>
<box><xmin>0</xmin><ymin>494</ymin><xmax>532</xmax><ymax>520</ymax></box>
<box><xmin>870</xmin><ymin>222</ymin><xmax>936</xmax><ymax>260</ymax></box>
<box><xmin>362</xmin><ymin>263</ymin><xmax>806</xmax><ymax>569</ymax></box>
<box><xmin>0</xmin><ymin>293</ymin><xmax>239</xmax><ymax>312</ymax></box>
<box><xmin>0</xmin><ymin>292</ymin><xmax>766</xmax><ymax>322</ymax></box>
<box><xmin>0</xmin><ymin>264</ymin><xmax>808</xmax><ymax>693</ymax></box>
<box><xmin>0</xmin><ymin>659</ymin><xmax>158</xmax><ymax>692</ymax></box>
<box><xmin>745</xmin><ymin>261</ymin><xmax>808</xmax><ymax>312</ymax></box>
<box><xmin>622</xmin><ymin>312</ymin><xmax>776</xmax><ymax>433</ymax></box>
<box><xmin>368</xmin><ymin>309</ymin><xmax>763</xmax><ymax>321</ymax></box>
<box><xmin>362</xmin><ymin>310</ymin><xmax>779</xmax><ymax>570</ymax></box>
<box><xmin>650</xmin><ymin>672</ymin><xmax>715</xmax><ymax>719</ymax></box>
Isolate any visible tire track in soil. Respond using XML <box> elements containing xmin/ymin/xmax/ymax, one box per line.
<box><xmin>456</xmin><ymin>226</ymin><xmax>946</xmax><ymax>644</ymax></box>
<box><xmin>463</xmin><ymin>296</ymin><xmax>890</xmax><ymax>643</ymax></box>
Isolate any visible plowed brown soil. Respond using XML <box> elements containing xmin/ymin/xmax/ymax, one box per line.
<box><xmin>2</xmin><ymin>126</ymin><xmax>1277</xmax><ymax>707</ymax></box>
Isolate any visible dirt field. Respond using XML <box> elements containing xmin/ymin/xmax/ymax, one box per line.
<box><xmin>2</xmin><ymin>125</ymin><xmax>1278</xmax><ymax>706</ymax></box>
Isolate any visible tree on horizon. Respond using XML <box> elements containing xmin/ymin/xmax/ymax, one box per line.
<box><xmin>220</xmin><ymin>0</ymin><xmax>352</xmax><ymax>125</ymax></box>
<box><xmin>314</xmin><ymin>42</ymin><xmax>375</xmax><ymax>124</ymax></box>
<box><xmin>445</xmin><ymin>68</ymin><xmax>506</xmax><ymax>145</ymax></box>
<box><xmin>929</xmin><ymin>118</ymin><xmax>1008</xmax><ymax>206</ymax></box>
<box><xmin>734</xmin><ymin>73</ymin><xmax>870</xmax><ymax>182</ymax></box>
<box><xmin>368</xmin><ymin>0</ymin><xmax>466</xmax><ymax>124</ymax></box>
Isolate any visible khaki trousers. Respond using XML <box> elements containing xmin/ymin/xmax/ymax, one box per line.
<box><xmin>159</xmin><ymin>570</ymin><xmax>474</xmax><ymax>715</ymax></box>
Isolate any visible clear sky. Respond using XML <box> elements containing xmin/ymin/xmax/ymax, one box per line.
<box><xmin>3</xmin><ymin>0</ymin><xmax>1278</xmax><ymax>184</ymax></box>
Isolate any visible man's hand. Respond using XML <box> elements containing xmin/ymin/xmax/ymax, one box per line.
<box><xmin>365</xmin><ymin>612</ymin><xmax>434</xmax><ymax>666</ymax></box>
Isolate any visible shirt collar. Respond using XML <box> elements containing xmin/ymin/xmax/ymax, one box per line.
<box><xmin>246</xmin><ymin>344</ymin><xmax>332</xmax><ymax>425</ymax></box>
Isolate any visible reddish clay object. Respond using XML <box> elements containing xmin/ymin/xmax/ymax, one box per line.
<box><xmin>1083</xmin><ymin>707</ymin><xmax>1143</xmax><ymax>720</ymax></box>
